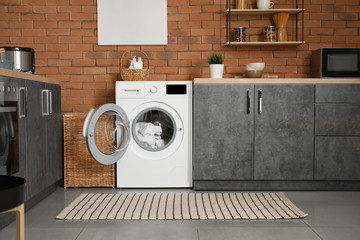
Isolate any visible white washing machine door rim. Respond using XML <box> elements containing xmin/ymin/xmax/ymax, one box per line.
<box><xmin>82</xmin><ymin>103</ymin><xmax>130</xmax><ymax>165</ymax></box>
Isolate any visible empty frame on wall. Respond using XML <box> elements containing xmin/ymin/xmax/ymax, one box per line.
<box><xmin>97</xmin><ymin>0</ymin><xmax>168</xmax><ymax>45</ymax></box>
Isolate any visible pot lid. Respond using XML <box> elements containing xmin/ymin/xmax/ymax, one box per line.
<box><xmin>0</xmin><ymin>47</ymin><xmax>34</xmax><ymax>53</ymax></box>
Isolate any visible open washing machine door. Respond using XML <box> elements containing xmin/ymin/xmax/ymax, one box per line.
<box><xmin>82</xmin><ymin>104</ymin><xmax>130</xmax><ymax>165</ymax></box>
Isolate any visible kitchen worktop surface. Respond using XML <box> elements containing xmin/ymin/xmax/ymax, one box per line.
<box><xmin>194</xmin><ymin>78</ymin><xmax>360</xmax><ymax>84</ymax></box>
<box><xmin>0</xmin><ymin>68</ymin><xmax>61</xmax><ymax>85</ymax></box>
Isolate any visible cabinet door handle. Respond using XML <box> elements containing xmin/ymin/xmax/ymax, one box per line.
<box><xmin>49</xmin><ymin>90</ymin><xmax>52</xmax><ymax>115</ymax></box>
<box><xmin>41</xmin><ymin>89</ymin><xmax>50</xmax><ymax>116</ymax></box>
<box><xmin>247</xmin><ymin>90</ymin><xmax>251</xmax><ymax>114</ymax></box>
<box><xmin>18</xmin><ymin>87</ymin><xmax>27</xmax><ymax>118</ymax></box>
<box><xmin>258</xmin><ymin>90</ymin><xmax>262</xmax><ymax>115</ymax></box>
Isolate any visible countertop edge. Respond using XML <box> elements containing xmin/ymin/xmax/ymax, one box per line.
<box><xmin>194</xmin><ymin>78</ymin><xmax>360</xmax><ymax>84</ymax></box>
<box><xmin>0</xmin><ymin>68</ymin><xmax>61</xmax><ymax>85</ymax></box>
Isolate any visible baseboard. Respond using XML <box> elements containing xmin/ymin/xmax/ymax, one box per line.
<box><xmin>193</xmin><ymin>180</ymin><xmax>360</xmax><ymax>191</ymax></box>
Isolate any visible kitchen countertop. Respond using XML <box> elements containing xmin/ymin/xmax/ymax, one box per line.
<box><xmin>194</xmin><ymin>78</ymin><xmax>360</xmax><ymax>84</ymax></box>
<box><xmin>0</xmin><ymin>68</ymin><xmax>61</xmax><ymax>85</ymax></box>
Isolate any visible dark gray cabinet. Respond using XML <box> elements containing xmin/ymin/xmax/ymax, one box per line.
<box><xmin>24</xmin><ymin>81</ymin><xmax>62</xmax><ymax>200</ymax></box>
<box><xmin>315</xmin><ymin>84</ymin><xmax>360</xmax><ymax>180</ymax></box>
<box><xmin>193</xmin><ymin>83</ymin><xmax>314</xmax><ymax>185</ymax></box>
<box><xmin>315</xmin><ymin>137</ymin><xmax>360</xmax><ymax>180</ymax></box>
<box><xmin>0</xmin><ymin>76</ymin><xmax>62</xmax><ymax>229</ymax></box>
<box><xmin>254</xmin><ymin>85</ymin><xmax>314</xmax><ymax>180</ymax></box>
<box><xmin>193</xmin><ymin>84</ymin><xmax>254</xmax><ymax>180</ymax></box>
<box><xmin>45</xmin><ymin>83</ymin><xmax>62</xmax><ymax>185</ymax></box>
<box><xmin>24</xmin><ymin>80</ymin><xmax>48</xmax><ymax>200</ymax></box>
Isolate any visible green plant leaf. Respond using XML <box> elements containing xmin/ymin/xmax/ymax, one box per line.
<box><xmin>207</xmin><ymin>53</ymin><xmax>223</xmax><ymax>64</ymax></box>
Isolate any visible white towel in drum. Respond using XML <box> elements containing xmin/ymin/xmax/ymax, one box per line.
<box><xmin>135</xmin><ymin>122</ymin><xmax>165</xmax><ymax>148</ymax></box>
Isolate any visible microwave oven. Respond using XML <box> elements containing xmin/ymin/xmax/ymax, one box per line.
<box><xmin>311</xmin><ymin>48</ymin><xmax>360</xmax><ymax>78</ymax></box>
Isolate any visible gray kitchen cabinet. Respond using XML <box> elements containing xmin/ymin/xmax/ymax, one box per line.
<box><xmin>315</xmin><ymin>104</ymin><xmax>360</xmax><ymax>135</ymax></box>
<box><xmin>0</xmin><ymin>75</ymin><xmax>62</xmax><ymax>230</ymax></box>
<box><xmin>193</xmin><ymin>84</ymin><xmax>254</xmax><ymax>180</ymax></box>
<box><xmin>193</xmin><ymin>83</ymin><xmax>314</xmax><ymax>185</ymax></box>
<box><xmin>316</xmin><ymin>84</ymin><xmax>360</xmax><ymax>103</ymax></box>
<box><xmin>254</xmin><ymin>84</ymin><xmax>314</xmax><ymax>180</ymax></box>
<box><xmin>24</xmin><ymin>80</ymin><xmax>48</xmax><ymax>200</ymax></box>
<box><xmin>315</xmin><ymin>137</ymin><xmax>360</xmax><ymax>180</ymax></box>
<box><xmin>45</xmin><ymin>83</ymin><xmax>62</xmax><ymax>185</ymax></box>
<box><xmin>24</xmin><ymin>80</ymin><xmax>62</xmax><ymax>200</ymax></box>
<box><xmin>315</xmin><ymin>84</ymin><xmax>360</xmax><ymax>180</ymax></box>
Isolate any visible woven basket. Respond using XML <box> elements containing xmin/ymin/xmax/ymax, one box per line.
<box><xmin>120</xmin><ymin>50</ymin><xmax>150</xmax><ymax>81</ymax></box>
<box><xmin>63</xmin><ymin>113</ymin><xmax>115</xmax><ymax>188</ymax></box>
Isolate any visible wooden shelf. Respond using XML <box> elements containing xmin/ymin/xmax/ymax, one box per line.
<box><xmin>226</xmin><ymin>41</ymin><xmax>304</xmax><ymax>46</ymax></box>
<box><xmin>225</xmin><ymin>8</ymin><xmax>304</xmax><ymax>15</ymax></box>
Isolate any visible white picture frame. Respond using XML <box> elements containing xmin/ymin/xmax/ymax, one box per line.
<box><xmin>97</xmin><ymin>0</ymin><xmax>168</xmax><ymax>45</ymax></box>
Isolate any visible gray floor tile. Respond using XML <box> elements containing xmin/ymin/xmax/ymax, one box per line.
<box><xmin>198</xmin><ymin>227</ymin><xmax>322</xmax><ymax>240</ymax></box>
<box><xmin>0</xmin><ymin>227</ymin><xmax>82</xmax><ymax>240</ymax></box>
<box><xmin>301</xmin><ymin>205</ymin><xmax>360</xmax><ymax>227</ymax></box>
<box><xmin>77</xmin><ymin>224</ymin><xmax>198</xmax><ymax>240</ymax></box>
<box><xmin>312</xmin><ymin>227</ymin><xmax>360</xmax><ymax>240</ymax></box>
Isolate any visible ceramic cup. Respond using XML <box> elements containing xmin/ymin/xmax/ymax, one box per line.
<box><xmin>257</xmin><ymin>0</ymin><xmax>274</xmax><ymax>9</ymax></box>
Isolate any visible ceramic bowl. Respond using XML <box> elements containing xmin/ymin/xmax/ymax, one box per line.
<box><xmin>247</xmin><ymin>62</ymin><xmax>265</xmax><ymax>71</ymax></box>
<box><xmin>246</xmin><ymin>65</ymin><xmax>256</xmax><ymax>71</ymax></box>
<box><xmin>246</xmin><ymin>70</ymin><xmax>263</xmax><ymax>78</ymax></box>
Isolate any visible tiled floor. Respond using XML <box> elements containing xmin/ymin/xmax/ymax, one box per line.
<box><xmin>1</xmin><ymin>188</ymin><xmax>360</xmax><ymax>240</ymax></box>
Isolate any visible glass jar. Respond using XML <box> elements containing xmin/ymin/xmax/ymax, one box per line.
<box><xmin>234</xmin><ymin>27</ymin><xmax>246</xmax><ymax>42</ymax></box>
<box><xmin>264</xmin><ymin>26</ymin><xmax>276</xmax><ymax>42</ymax></box>
<box><xmin>277</xmin><ymin>26</ymin><xmax>288</xmax><ymax>42</ymax></box>
<box><xmin>236</xmin><ymin>0</ymin><xmax>247</xmax><ymax>9</ymax></box>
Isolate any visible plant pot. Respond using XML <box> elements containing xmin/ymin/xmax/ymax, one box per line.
<box><xmin>209</xmin><ymin>64</ymin><xmax>224</xmax><ymax>78</ymax></box>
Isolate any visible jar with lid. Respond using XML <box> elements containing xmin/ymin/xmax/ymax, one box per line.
<box><xmin>234</xmin><ymin>27</ymin><xmax>246</xmax><ymax>42</ymax></box>
<box><xmin>264</xmin><ymin>26</ymin><xmax>276</xmax><ymax>42</ymax></box>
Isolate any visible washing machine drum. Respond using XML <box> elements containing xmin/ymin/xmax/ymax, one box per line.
<box><xmin>0</xmin><ymin>112</ymin><xmax>14</xmax><ymax>166</ymax></box>
<box><xmin>82</xmin><ymin>104</ymin><xmax>130</xmax><ymax>165</ymax></box>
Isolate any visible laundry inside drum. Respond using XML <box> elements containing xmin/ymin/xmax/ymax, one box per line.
<box><xmin>133</xmin><ymin>109</ymin><xmax>175</xmax><ymax>151</ymax></box>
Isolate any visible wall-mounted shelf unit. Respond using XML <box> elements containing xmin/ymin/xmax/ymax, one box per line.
<box><xmin>225</xmin><ymin>0</ymin><xmax>305</xmax><ymax>46</ymax></box>
<box><xmin>225</xmin><ymin>41</ymin><xmax>303</xmax><ymax>46</ymax></box>
<box><xmin>225</xmin><ymin>9</ymin><xmax>303</xmax><ymax>15</ymax></box>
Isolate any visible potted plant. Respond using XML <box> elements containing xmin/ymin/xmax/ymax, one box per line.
<box><xmin>207</xmin><ymin>53</ymin><xmax>224</xmax><ymax>78</ymax></box>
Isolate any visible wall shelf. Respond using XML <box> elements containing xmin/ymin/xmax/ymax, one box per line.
<box><xmin>226</xmin><ymin>41</ymin><xmax>304</xmax><ymax>46</ymax></box>
<box><xmin>225</xmin><ymin>9</ymin><xmax>304</xmax><ymax>15</ymax></box>
<box><xmin>225</xmin><ymin>0</ymin><xmax>305</xmax><ymax>47</ymax></box>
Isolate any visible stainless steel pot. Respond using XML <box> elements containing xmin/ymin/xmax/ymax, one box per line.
<box><xmin>0</xmin><ymin>47</ymin><xmax>34</xmax><ymax>74</ymax></box>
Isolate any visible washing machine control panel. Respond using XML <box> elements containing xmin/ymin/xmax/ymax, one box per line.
<box><xmin>116</xmin><ymin>81</ymin><xmax>190</xmax><ymax>99</ymax></box>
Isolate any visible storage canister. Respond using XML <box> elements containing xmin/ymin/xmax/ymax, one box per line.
<box><xmin>264</xmin><ymin>26</ymin><xmax>276</xmax><ymax>42</ymax></box>
<box><xmin>234</xmin><ymin>27</ymin><xmax>246</xmax><ymax>42</ymax></box>
<box><xmin>236</xmin><ymin>0</ymin><xmax>247</xmax><ymax>9</ymax></box>
<box><xmin>0</xmin><ymin>47</ymin><xmax>34</xmax><ymax>73</ymax></box>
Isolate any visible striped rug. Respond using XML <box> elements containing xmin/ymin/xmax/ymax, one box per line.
<box><xmin>56</xmin><ymin>192</ymin><xmax>308</xmax><ymax>220</ymax></box>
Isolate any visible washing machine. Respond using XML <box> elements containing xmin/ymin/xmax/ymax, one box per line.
<box><xmin>82</xmin><ymin>81</ymin><xmax>192</xmax><ymax>188</ymax></box>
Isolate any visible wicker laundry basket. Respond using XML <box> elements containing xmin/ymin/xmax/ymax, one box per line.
<box><xmin>120</xmin><ymin>50</ymin><xmax>150</xmax><ymax>81</ymax></box>
<box><xmin>63</xmin><ymin>113</ymin><xmax>115</xmax><ymax>188</ymax></box>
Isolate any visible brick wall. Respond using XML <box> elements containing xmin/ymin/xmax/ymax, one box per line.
<box><xmin>0</xmin><ymin>0</ymin><xmax>359</xmax><ymax>112</ymax></box>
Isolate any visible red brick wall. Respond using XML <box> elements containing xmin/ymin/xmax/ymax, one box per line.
<box><xmin>0</xmin><ymin>0</ymin><xmax>359</xmax><ymax>112</ymax></box>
